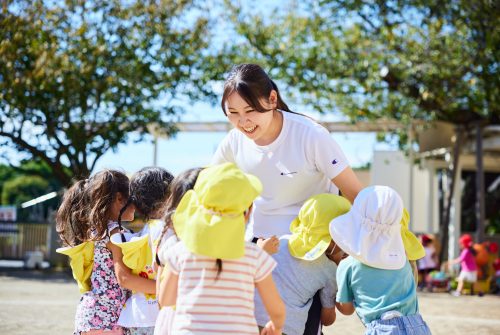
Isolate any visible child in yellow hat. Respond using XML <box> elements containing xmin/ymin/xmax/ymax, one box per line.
<box><xmin>254</xmin><ymin>193</ymin><xmax>351</xmax><ymax>335</ymax></box>
<box><xmin>56</xmin><ymin>170</ymin><xmax>136</xmax><ymax>335</ymax></box>
<box><xmin>158</xmin><ymin>163</ymin><xmax>285</xmax><ymax>335</ymax></box>
<box><xmin>109</xmin><ymin>167</ymin><xmax>173</xmax><ymax>335</ymax></box>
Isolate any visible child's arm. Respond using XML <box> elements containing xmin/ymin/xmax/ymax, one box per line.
<box><xmin>107</xmin><ymin>241</ymin><xmax>156</xmax><ymax>294</ymax></box>
<box><xmin>257</xmin><ymin>236</ymin><xmax>279</xmax><ymax>255</ymax></box>
<box><xmin>256</xmin><ymin>274</ymin><xmax>285</xmax><ymax>335</ymax></box>
<box><xmin>156</xmin><ymin>265</ymin><xmax>163</xmax><ymax>299</ymax></box>
<box><xmin>410</xmin><ymin>260</ymin><xmax>418</xmax><ymax>285</ymax></box>
<box><xmin>158</xmin><ymin>267</ymin><xmax>178</xmax><ymax>307</ymax></box>
<box><xmin>320</xmin><ymin>306</ymin><xmax>336</xmax><ymax>326</ymax></box>
<box><xmin>336</xmin><ymin>301</ymin><xmax>355</xmax><ymax>315</ymax></box>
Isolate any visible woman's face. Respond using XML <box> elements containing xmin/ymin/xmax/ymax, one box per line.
<box><xmin>224</xmin><ymin>92</ymin><xmax>278</xmax><ymax>145</ymax></box>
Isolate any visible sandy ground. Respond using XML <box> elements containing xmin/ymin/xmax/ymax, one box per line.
<box><xmin>1</xmin><ymin>269</ymin><xmax>499</xmax><ymax>335</ymax></box>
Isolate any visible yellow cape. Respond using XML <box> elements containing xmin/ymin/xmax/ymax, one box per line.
<box><xmin>56</xmin><ymin>242</ymin><xmax>94</xmax><ymax>293</ymax></box>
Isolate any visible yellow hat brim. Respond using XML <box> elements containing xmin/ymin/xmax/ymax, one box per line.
<box><xmin>57</xmin><ymin>242</ymin><xmax>94</xmax><ymax>293</ymax></box>
<box><xmin>110</xmin><ymin>233</ymin><xmax>151</xmax><ymax>272</ymax></box>
<box><xmin>401</xmin><ymin>208</ymin><xmax>425</xmax><ymax>260</ymax></box>
<box><xmin>174</xmin><ymin>190</ymin><xmax>245</xmax><ymax>260</ymax></box>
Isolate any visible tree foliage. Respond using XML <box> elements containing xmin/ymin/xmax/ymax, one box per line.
<box><xmin>225</xmin><ymin>0</ymin><xmax>499</xmax><ymax>128</ymax></box>
<box><xmin>0</xmin><ymin>0</ymin><xmax>219</xmax><ymax>185</ymax></box>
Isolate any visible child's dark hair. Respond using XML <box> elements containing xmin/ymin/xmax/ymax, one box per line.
<box><xmin>116</xmin><ymin>167</ymin><xmax>173</xmax><ymax>242</ymax></box>
<box><xmin>221</xmin><ymin>63</ymin><xmax>292</xmax><ymax>115</ymax></box>
<box><xmin>129</xmin><ymin>167</ymin><xmax>174</xmax><ymax>220</ymax></box>
<box><xmin>86</xmin><ymin>169</ymin><xmax>130</xmax><ymax>241</ymax></box>
<box><xmin>56</xmin><ymin>179</ymin><xmax>89</xmax><ymax>247</ymax></box>
<box><xmin>155</xmin><ymin>167</ymin><xmax>202</xmax><ymax>267</ymax></box>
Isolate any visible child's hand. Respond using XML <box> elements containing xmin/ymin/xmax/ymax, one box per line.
<box><xmin>260</xmin><ymin>320</ymin><xmax>282</xmax><ymax>335</ymax></box>
<box><xmin>257</xmin><ymin>236</ymin><xmax>279</xmax><ymax>255</ymax></box>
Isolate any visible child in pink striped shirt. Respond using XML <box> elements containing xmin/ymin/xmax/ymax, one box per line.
<box><xmin>158</xmin><ymin>163</ymin><xmax>286</xmax><ymax>335</ymax></box>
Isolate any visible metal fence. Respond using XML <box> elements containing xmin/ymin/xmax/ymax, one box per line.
<box><xmin>0</xmin><ymin>222</ymin><xmax>49</xmax><ymax>259</ymax></box>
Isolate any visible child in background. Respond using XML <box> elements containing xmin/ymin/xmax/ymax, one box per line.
<box><xmin>255</xmin><ymin>194</ymin><xmax>351</xmax><ymax>335</ymax></box>
<box><xmin>159</xmin><ymin>163</ymin><xmax>285</xmax><ymax>335</ymax></box>
<box><xmin>449</xmin><ymin>234</ymin><xmax>478</xmax><ymax>296</ymax></box>
<box><xmin>154</xmin><ymin>167</ymin><xmax>202</xmax><ymax>335</ymax></box>
<box><xmin>418</xmin><ymin>235</ymin><xmax>438</xmax><ymax>290</ymax></box>
<box><xmin>331</xmin><ymin>186</ymin><xmax>431</xmax><ymax>335</ymax></box>
<box><xmin>56</xmin><ymin>170</ymin><xmax>136</xmax><ymax>335</ymax></box>
<box><xmin>110</xmin><ymin>167</ymin><xmax>173</xmax><ymax>335</ymax></box>
<box><xmin>493</xmin><ymin>259</ymin><xmax>500</xmax><ymax>294</ymax></box>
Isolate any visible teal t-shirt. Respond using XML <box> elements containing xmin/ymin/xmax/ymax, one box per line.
<box><xmin>336</xmin><ymin>256</ymin><xmax>418</xmax><ymax>324</ymax></box>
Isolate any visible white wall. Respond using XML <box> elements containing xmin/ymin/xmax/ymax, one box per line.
<box><xmin>370</xmin><ymin>151</ymin><xmax>439</xmax><ymax>234</ymax></box>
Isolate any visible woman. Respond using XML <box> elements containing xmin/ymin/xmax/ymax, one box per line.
<box><xmin>212</xmin><ymin>63</ymin><xmax>363</xmax><ymax>240</ymax></box>
<box><xmin>211</xmin><ymin>63</ymin><xmax>363</xmax><ymax>334</ymax></box>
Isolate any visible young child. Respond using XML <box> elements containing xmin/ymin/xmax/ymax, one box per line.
<box><xmin>449</xmin><ymin>234</ymin><xmax>478</xmax><ymax>296</ymax></box>
<box><xmin>110</xmin><ymin>167</ymin><xmax>173</xmax><ymax>335</ymax></box>
<box><xmin>254</xmin><ymin>193</ymin><xmax>351</xmax><ymax>335</ymax></box>
<box><xmin>154</xmin><ymin>167</ymin><xmax>202</xmax><ymax>335</ymax></box>
<box><xmin>158</xmin><ymin>163</ymin><xmax>286</xmax><ymax>335</ymax></box>
<box><xmin>418</xmin><ymin>235</ymin><xmax>438</xmax><ymax>290</ymax></box>
<box><xmin>56</xmin><ymin>170</ymin><xmax>136</xmax><ymax>335</ymax></box>
<box><xmin>330</xmin><ymin>185</ymin><xmax>431</xmax><ymax>335</ymax></box>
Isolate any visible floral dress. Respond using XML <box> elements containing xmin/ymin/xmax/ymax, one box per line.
<box><xmin>74</xmin><ymin>234</ymin><xmax>128</xmax><ymax>334</ymax></box>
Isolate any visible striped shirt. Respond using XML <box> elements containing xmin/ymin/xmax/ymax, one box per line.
<box><xmin>166</xmin><ymin>241</ymin><xmax>276</xmax><ymax>334</ymax></box>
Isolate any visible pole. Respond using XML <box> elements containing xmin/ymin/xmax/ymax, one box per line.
<box><xmin>475</xmin><ymin>122</ymin><xmax>485</xmax><ymax>243</ymax></box>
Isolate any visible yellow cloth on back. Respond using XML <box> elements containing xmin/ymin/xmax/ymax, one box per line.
<box><xmin>110</xmin><ymin>233</ymin><xmax>151</xmax><ymax>275</ymax></box>
<box><xmin>401</xmin><ymin>208</ymin><xmax>425</xmax><ymax>260</ymax></box>
<box><xmin>56</xmin><ymin>242</ymin><xmax>94</xmax><ymax>293</ymax></box>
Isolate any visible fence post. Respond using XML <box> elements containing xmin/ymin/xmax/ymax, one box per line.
<box><xmin>46</xmin><ymin>210</ymin><xmax>66</xmax><ymax>268</ymax></box>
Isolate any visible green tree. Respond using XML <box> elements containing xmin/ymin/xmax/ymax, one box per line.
<box><xmin>0</xmin><ymin>0</ymin><xmax>219</xmax><ymax>186</ymax></box>
<box><xmin>226</xmin><ymin>0</ymin><xmax>499</xmax><ymax>125</ymax></box>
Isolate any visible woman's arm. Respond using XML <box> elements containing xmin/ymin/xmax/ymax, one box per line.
<box><xmin>107</xmin><ymin>241</ymin><xmax>156</xmax><ymax>294</ymax></box>
<box><xmin>332</xmin><ymin>167</ymin><xmax>364</xmax><ymax>204</ymax></box>
<box><xmin>158</xmin><ymin>267</ymin><xmax>178</xmax><ymax>307</ymax></box>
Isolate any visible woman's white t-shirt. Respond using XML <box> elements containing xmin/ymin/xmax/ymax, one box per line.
<box><xmin>212</xmin><ymin>111</ymin><xmax>349</xmax><ymax>238</ymax></box>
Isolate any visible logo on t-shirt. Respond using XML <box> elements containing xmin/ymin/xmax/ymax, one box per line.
<box><xmin>332</xmin><ymin>159</ymin><xmax>338</xmax><ymax>165</ymax></box>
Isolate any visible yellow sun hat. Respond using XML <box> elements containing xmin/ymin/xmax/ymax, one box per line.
<box><xmin>173</xmin><ymin>163</ymin><xmax>262</xmax><ymax>259</ymax></box>
<box><xmin>401</xmin><ymin>208</ymin><xmax>425</xmax><ymax>260</ymax></box>
<box><xmin>56</xmin><ymin>241</ymin><xmax>94</xmax><ymax>293</ymax></box>
<box><xmin>110</xmin><ymin>232</ymin><xmax>151</xmax><ymax>274</ymax></box>
<box><xmin>289</xmin><ymin>194</ymin><xmax>351</xmax><ymax>261</ymax></box>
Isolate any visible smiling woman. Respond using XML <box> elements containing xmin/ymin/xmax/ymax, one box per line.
<box><xmin>212</xmin><ymin>63</ymin><xmax>364</xmax><ymax>335</ymax></box>
<box><xmin>213</xmin><ymin>64</ymin><xmax>363</xmax><ymax>239</ymax></box>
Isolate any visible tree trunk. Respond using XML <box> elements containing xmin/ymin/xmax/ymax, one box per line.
<box><xmin>439</xmin><ymin>127</ymin><xmax>464</xmax><ymax>264</ymax></box>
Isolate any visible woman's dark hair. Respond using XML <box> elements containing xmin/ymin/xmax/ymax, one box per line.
<box><xmin>221</xmin><ymin>63</ymin><xmax>292</xmax><ymax>115</ymax></box>
<box><xmin>129</xmin><ymin>167</ymin><xmax>174</xmax><ymax>221</ymax></box>
<box><xmin>86</xmin><ymin>170</ymin><xmax>130</xmax><ymax>241</ymax></box>
<box><xmin>56</xmin><ymin>179</ymin><xmax>89</xmax><ymax>247</ymax></box>
<box><xmin>155</xmin><ymin>167</ymin><xmax>202</xmax><ymax>267</ymax></box>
